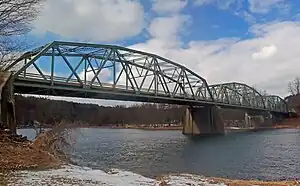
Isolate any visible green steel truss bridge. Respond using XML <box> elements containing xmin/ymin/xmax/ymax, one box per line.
<box><xmin>4</xmin><ymin>41</ymin><xmax>288</xmax><ymax>113</ymax></box>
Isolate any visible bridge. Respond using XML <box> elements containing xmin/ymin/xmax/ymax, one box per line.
<box><xmin>0</xmin><ymin>41</ymin><xmax>289</xmax><ymax>136</ymax></box>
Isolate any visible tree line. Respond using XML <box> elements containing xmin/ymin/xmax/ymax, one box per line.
<box><xmin>15</xmin><ymin>96</ymin><xmax>186</xmax><ymax>127</ymax></box>
<box><xmin>15</xmin><ymin>95</ymin><xmax>251</xmax><ymax>127</ymax></box>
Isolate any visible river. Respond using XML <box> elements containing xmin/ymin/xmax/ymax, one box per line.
<box><xmin>10</xmin><ymin>128</ymin><xmax>300</xmax><ymax>185</ymax></box>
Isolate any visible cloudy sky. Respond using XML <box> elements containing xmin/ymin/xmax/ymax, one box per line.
<box><xmin>23</xmin><ymin>0</ymin><xmax>300</xmax><ymax>105</ymax></box>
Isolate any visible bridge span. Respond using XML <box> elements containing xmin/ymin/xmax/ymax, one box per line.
<box><xmin>0</xmin><ymin>41</ymin><xmax>289</xmax><ymax>135</ymax></box>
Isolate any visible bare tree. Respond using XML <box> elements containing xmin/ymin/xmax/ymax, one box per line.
<box><xmin>288</xmin><ymin>77</ymin><xmax>300</xmax><ymax>95</ymax></box>
<box><xmin>259</xmin><ymin>90</ymin><xmax>268</xmax><ymax>96</ymax></box>
<box><xmin>252</xmin><ymin>84</ymin><xmax>268</xmax><ymax>96</ymax></box>
<box><xmin>0</xmin><ymin>0</ymin><xmax>44</xmax><ymax>70</ymax></box>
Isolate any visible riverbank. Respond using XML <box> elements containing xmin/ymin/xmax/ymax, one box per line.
<box><xmin>157</xmin><ymin>174</ymin><xmax>300</xmax><ymax>186</ymax></box>
<box><xmin>2</xmin><ymin>125</ymin><xmax>300</xmax><ymax>185</ymax></box>
<box><xmin>112</xmin><ymin>125</ymin><xmax>183</xmax><ymax>130</ymax></box>
<box><xmin>25</xmin><ymin>124</ymin><xmax>184</xmax><ymax>131</ymax></box>
<box><xmin>2</xmin><ymin>165</ymin><xmax>299</xmax><ymax>185</ymax></box>
<box><xmin>0</xmin><ymin>124</ymin><xmax>68</xmax><ymax>171</ymax></box>
<box><xmin>19</xmin><ymin>118</ymin><xmax>300</xmax><ymax>132</ymax></box>
<box><xmin>210</xmin><ymin>177</ymin><xmax>300</xmax><ymax>186</ymax></box>
<box><xmin>0</xmin><ymin>136</ymin><xmax>62</xmax><ymax>171</ymax></box>
<box><xmin>273</xmin><ymin>118</ymin><xmax>300</xmax><ymax>129</ymax></box>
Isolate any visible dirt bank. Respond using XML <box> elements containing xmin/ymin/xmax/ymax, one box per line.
<box><xmin>0</xmin><ymin>122</ymin><xmax>71</xmax><ymax>171</ymax></box>
<box><xmin>210</xmin><ymin>177</ymin><xmax>300</xmax><ymax>186</ymax></box>
<box><xmin>273</xmin><ymin>118</ymin><xmax>300</xmax><ymax>129</ymax></box>
<box><xmin>0</xmin><ymin>136</ymin><xmax>62</xmax><ymax>170</ymax></box>
<box><xmin>157</xmin><ymin>175</ymin><xmax>300</xmax><ymax>186</ymax></box>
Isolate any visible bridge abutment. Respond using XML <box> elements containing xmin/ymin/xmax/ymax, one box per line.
<box><xmin>0</xmin><ymin>72</ymin><xmax>16</xmax><ymax>135</ymax></box>
<box><xmin>182</xmin><ymin>106</ymin><xmax>225</xmax><ymax>136</ymax></box>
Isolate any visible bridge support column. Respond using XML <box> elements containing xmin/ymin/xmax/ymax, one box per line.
<box><xmin>0</xmin><ymin>72</ymin><xmax>16</xmax><ymax>135</ymax></box>
<box><xmin>182</xmin><ymin>106</ymin><xmax>224</xmax><ymax>136</ymax></box>
<box><xmin>244</xmin><ymin>112</ymin><xmax>264</xmax><ymax>128</ymax></box>
<box><xmin>267</xmin><ymin>112</ymin><xmax>284</xmax><ymax>126</ymax></box>
<box><xmin>245</xmin><ymin>111</ymin><xmax>285</xmax><ymax>129</ymax></box>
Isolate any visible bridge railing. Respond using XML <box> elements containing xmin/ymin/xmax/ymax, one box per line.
<box><xmin>16</xmin><ymin>72</ymin><xmax>202</xmax><ymax>100</ymax></box>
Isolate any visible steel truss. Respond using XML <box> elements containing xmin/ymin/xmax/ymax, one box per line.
<box><xmin>4</xmin><ymin>41</ymin><xmax>288</xmax><ymax>113</ymax></box>
<box><xmin>201</xmin><ymin>82</ymin><xmax>287</xmax><ymax>112</ymax></box>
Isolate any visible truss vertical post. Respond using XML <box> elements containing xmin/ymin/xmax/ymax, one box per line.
<box><xmin>51</xmin><ymin>47</ymin><xmax>55</xmax><ymax>86</ymax></box>
<box><xmin>24</xmin><ymin>58</ymin><xmax>27</xmax><ymax>78</ymax></box>
<box><xmin>113</xmin><ymin>61</ymin><xmax>116</xmax><ymax>85</ymax></box>
<box><xmin>84</xmin><ymin>57</ymin><xmax>87</xmax><ymax>86</ymax></box>
<box><xmin>154</xmin><ymin>59</ymin><xmax>157</xmax><ymax>95</ymax></box>
<box><xmin>125</xmin><ymin>64</ymin><xmax>128</xmax><ymax>90</ymax></box>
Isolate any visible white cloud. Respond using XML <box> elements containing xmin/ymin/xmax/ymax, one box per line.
<box><xmin>27</xmin><ymin>1</ymin><xmax>299</xmax><ymax>106</ymax></box>
<box><xmin>252</xmin><ymin>45</ymin><xmax>277</xmax><ymax>60</ymax></box>
<box><xmin>129</xmin><ymin>20</ymin><xmax>300</xmax><ymax>98</ymax></box>
<box><xmin>78</xmin><ymin>68</ymin><xmax>110</xmax><ymax>82</ymax></box>
<box><xmin>33</xmin><ymin>0</ymin><xmax>145</xmax><ymax>42</ymax></box>
<box><xmin>234</xmin><ymin>11</ymin><xmax>256</xmax><ymax>24</ymax></box>
<box><xmin>194</xmin><ymin>0</ymin><xmax>243</xmax><ymax>10</ymax></box>
<box><xmin>248</xmin><ymin>0</ymin><xmax>286</xmax><ymax>14</ymax></box>
<box><xmin>152</xmin><ymin>0</ymin><xmax>188</xmax><ymax>14</ymax></box>
<box><xmin>148</xmin><ymin>15</ymin><xmax>191</xmax><ymax>43</ymax></box>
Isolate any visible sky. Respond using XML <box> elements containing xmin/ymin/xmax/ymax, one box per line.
<box><xmin>22</xmin><ymin>0</ymin><xmax>300</xmax><ymax>105</ymax></box>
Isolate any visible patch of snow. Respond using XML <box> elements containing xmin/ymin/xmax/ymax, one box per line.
<box><xmin>9</xmin><ymin>165</ymin><xmax>226</xmax><ymax>186</ymax></box>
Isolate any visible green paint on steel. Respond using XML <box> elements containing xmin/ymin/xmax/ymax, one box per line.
<box><xmin>6</xmin><ymin>41</ymin><xmax>288</xmax><ymax>113</ymax></box>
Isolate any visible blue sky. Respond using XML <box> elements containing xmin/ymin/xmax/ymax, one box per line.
<box><xmin>28</xmin><ymin>0</ymin><xmax>300</xmax><ymax>44</ymax></box>
<box><xmin>20</xmin><ymin>0</ymin><xmax>300</xmax><ymax>104</ymax></box>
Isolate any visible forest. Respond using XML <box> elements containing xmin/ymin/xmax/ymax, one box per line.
<box><xmin>15</xmin><ymin>95</ymin><xmax>252</xmax><ymax>127</ymax></box>
<box><xmin>15</xmin><ymin>95</ymin><xmax>186</xmax><ymax>127</ymax></box>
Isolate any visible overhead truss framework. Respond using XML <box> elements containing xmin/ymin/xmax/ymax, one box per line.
<box><xmin>4</xmin><ymin>41</ymin><xmax>288</xmax><ymax>113</ymax></box>
<box><xmin>200</xmin><ymin>82</ymin><xmax>288</xmax><ymax>113</ymax></box>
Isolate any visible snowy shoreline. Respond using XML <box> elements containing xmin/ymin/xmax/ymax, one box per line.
<box><xmin>4</xmin><ymin>165</ymin><xmax>299</xmax><ymax>186</ymax></box>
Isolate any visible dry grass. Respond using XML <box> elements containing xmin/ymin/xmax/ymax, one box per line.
<box><xmin>0</xmin><ymin>120</ymin><xmax>78</xmax><ymax>171</ymax></box>
<box><xmin>32</xmin><ymin>120</ymin><xmax>76</xmax><ymax>162</ymax></box>
<box><xmin>0</xmin><ymin>140</ymin><xmax>62</xmax><ymax>170</ymax></box>
<box><xmin>157</xmin><ymin>175</ymin><xmax>300</xmax><ymax>186</ymax></box>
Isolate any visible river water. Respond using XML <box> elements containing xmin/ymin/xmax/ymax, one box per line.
<box><xmin>9</xmin><ymin>128</ymin><xmax>300</xmax><ymax>185</ymax></box>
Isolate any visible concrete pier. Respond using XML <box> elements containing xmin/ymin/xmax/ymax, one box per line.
<box><xmin>245</xmin><ymin>111</ymin><xmax>285</xmax><ymax>129</ymax></box>
<box><xmin>182</xmin><ymin>106</ymin><xmax>225</xmax><ymax>136</ymax></box>
<box><xmin>0</xmin><ymin>72</ymin><xmax>16</xmax><ymax>135</ymax></box>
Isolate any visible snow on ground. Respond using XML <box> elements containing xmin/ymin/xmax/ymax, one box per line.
<box><xmin>8</xmin><ymin>165</ymin><xmax>226</xmax><ymax>186</ymax></box>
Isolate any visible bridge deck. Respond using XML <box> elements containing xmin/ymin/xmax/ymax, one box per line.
<box><xmin>14</xmin><ymin>76</ymin><xmax>286</xmax><ymax>113</ymax></box>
